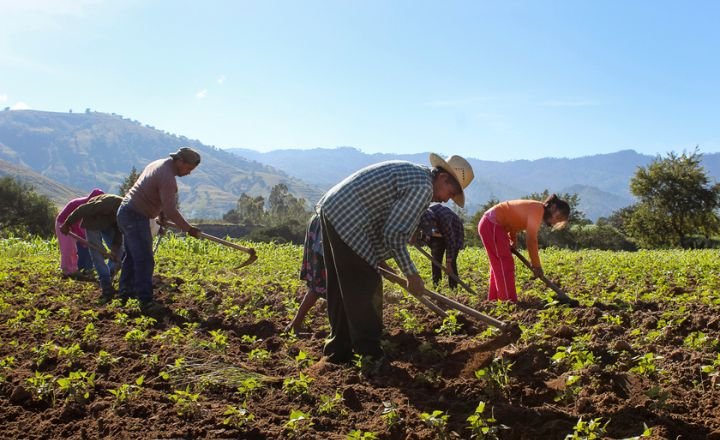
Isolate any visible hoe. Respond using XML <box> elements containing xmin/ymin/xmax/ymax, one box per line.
<box><xmin>159</xmin><ymin>221</ymin><xmax>258</xmax><ymax>268</ymax></box>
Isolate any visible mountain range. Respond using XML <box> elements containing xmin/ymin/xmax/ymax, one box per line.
<box><xmin>2</xmin><ymin>109</ymin><xmax>719</xmax><ymax>221</ymax></box>
<box><xmin>0</xmin><ymin>110</ymin><xmax>323</xmax><ymax>218</ymax></box>
<box><xmin>228</xmin><ymin>147</ymin><xmax>720</xmax><ymax>220</ymax></box>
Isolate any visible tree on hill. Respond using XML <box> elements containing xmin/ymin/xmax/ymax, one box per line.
<box><xmin>223</xmin><ymin>184</ymin><xmax>310</xmax><ymax>243</ymax></box>
<box><xmin>0</xmin><ymin>177</ymin><xmax>57</xmax><ymax>237</ymax></box>
<box><xmin>118</xmin><ymin>167</ymin><xmax>140</xmax><ymax>196</ymax></box>
<box><xmin>626</xmin><ymin>149</ymin><xmax>720</xmax><ymax>248</ymax></box>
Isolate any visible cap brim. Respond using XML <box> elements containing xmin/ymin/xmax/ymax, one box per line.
<box><xmin>429</xmin><ymin>152</ymin><xmax>465</xmax><ymax>207</ymax></box>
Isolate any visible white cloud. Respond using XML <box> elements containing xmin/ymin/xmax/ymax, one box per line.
<box><xmin>0</xmin><ymin>94</ymin><xmax>7</xmax><ymax>103</ymax></box>
<box><xmin>11</xmin><ymin>101</ymin><xmax>31</xmax><ymax>110</ymax></box>
<box><xmin>217</xmin><ymin>75</ymin><xmax>226</xmax><ymax>85</ymax></box>
<box><xmin>196</xmin><ymin>89</ymin><xmax>208</xmax><ymax>100</ymax></box>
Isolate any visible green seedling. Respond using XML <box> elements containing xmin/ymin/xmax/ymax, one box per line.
<box><xmin>420</xmin><ymin>410</ymin><xmax>450</xmax><ymax>440</ymax></box>
<box><xmin>108</xmin><ymin>376</ymin><xmax>144</xmax><ymax>407</ymax></box>
<box><xmin>223</xmin><ymin>404</ymin><xmax>255</xmax><ymax>428</ymax></box>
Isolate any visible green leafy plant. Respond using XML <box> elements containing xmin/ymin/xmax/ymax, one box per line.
<box><xmin>294</xmin><ymin>350</ymin><xmax>314</xmax><ymax>369</ymax></box>
<box><xmin>435</xmin><ymin>311</ymin><xmax>463</xmax><ymax>336</ymax></box>
<box><xmin>467</xmin><ymin>401</ymin><xmax>505</xmax><ymax>439</ymax></box>
<box><xmin>124</xmin><ymin>328</ymin><xmax>149</xmax><ymax>349</ymax></box>
<box><xmin>248</xmin><ymin>348</ymin><xmax>271</xmax><ymax>363</ymax></box>
<box><xmin>565</xmin><ymin>417</ymin><xmax>608</xmax><ymax>440</ymax></box>
<box><xmin>108</xmin><ymin>376</ymin><xmax>144</xmax><ymax>407</ymax></box>
<box><xmin>56</xmin><ymin>370</ymin><xmax>96</xmax><ymax>403</ymax></box>
<box><xmin>283</xmin><ymin>372</ymin><xmax>314</xmax><ymax>398</ymax></box>
<box><xmin>96</xmin><ymin>350</ymin><xmax>120</xmax><ymax>368</ymax></box>
<box><xmin>420</xmin><ymin>410</ymin><xmax>450</xmax><ymax>439</ymax></box>
<box><xmin>201</xmin><ymin>329</ymin><xmax>228</xmax><ymax>352</ymax></box>
<box><xmin>474</xmin><ymin>358</ymin><xmax>514</xmax><ymax>397</ymax></box>
<box><xmin>347</xmin><ymin>430</ymin><xmax>378</xmax><ymax>440</ymax></box>
<box><xmin>223</xmin><ymin>404</ymin><xmax>255</xmax><ymax>428</ymax></box>
<box><xmin>318</xmin><ymin>391</ymin><xmax>345</xmax><ymax>416</ymax></box>
<box><xmin>57</xmin><ymin>343</ymin><xmax>84</xmax><ymax>367</ymax></box>
<box><xmin>284</xmin><ymin>409</ymin><xmax>314</xmax><ymax>437</ymax></box>
<box><xmin>630</xmin><ymin>353</ymin><xmax>663</xmax><ymax>376</ymax></box>
<box><xmin>169</xmin><ymin>386</ymin><xmax>201</xmax><ymax>419</ymax></box>
<box><xmin>26</xmin><ymin>371</ymin><xmax>55</xmax><ymax>402</ymax></box>
<box><xmin>381</xmin><ymin>401</ymin><xmax>403</xmax><ymax>430</ymax></box>
<box><xmin>236</xmin><ymin>377</ymin><xmax>263</xmax><ymax>400</ymax></box>
<box><xmin>0</xmin><ymin>356</ymin><xmax>15</xmax><ymax>383</ymax></box>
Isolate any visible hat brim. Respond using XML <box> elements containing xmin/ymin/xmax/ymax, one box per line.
<box><xmin>429</xmin><ymin>153</ymin><xmax>466</xmax><ymax>207</ymax></box>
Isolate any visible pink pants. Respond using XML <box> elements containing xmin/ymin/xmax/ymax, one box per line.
<box><xmin>56</xmin><ymin>220</ymin><xmax>79</xmax><ymax>275</ymax></box>
<box><xmin>478</xmin><ymin>213</ymin><xmax>517</xmax><ymax>302</ymax></box>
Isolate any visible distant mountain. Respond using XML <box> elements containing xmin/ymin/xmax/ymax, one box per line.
<box><xmin>0</xmin><ymin>110</ymin><xmax>324</xmax><ymax>218</ymax></box>
<box><xmin>228</xmin><ymin>147</ymin><xmax>720</xmax><ymax>221</ymax></box>
<box><xmin>0</xmin><ymin>159</ymin><xmax>84</xmax><ymax>209</ymax></box>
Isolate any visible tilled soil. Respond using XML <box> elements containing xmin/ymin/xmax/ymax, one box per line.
<box><xmin>1</xmin><ymin>268</ymin><xmax>719</xmax><ymax>439</ymax></box>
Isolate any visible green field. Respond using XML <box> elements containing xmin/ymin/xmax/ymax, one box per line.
<box><xmin>0</xmin><ymin>237</ymin><xmax>719</xmax><ymax>439</ymax></box>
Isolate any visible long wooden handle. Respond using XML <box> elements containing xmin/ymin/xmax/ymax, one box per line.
<box><xmin>378</xmin><ymin>267</ymin><xmax>447</xmax><ymax>318</ymax></box>
<box><xmin>510</xmin><ymin>248</ymin><xmax>570</xmax><ymax>299</ymax></box>
<box><xmin>162</xmin><ymin>220</ymin><xmax>256</xmax><ymax>255</ymax></box>
<box><xmin>413</xmin><ymin>243</ymin><xmax>480</xmax><ymax>296</ymax></box>
<box><xmin>378</xmin><ymin>267</ymin><xmax>509</xmax><ymax>331</ymax></box>
<box><xmin>67</xmin><ymin>231</ymin><xmax>116</xmax><ymax>261</ymax></box>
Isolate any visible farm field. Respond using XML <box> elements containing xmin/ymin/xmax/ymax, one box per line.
<box><xmin>1</xmin><ymin>237</ymin><xmax>719</xmax><ymax>439</ymax></box>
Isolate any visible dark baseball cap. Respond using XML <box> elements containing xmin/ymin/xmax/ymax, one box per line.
<box><xmin>170</xmin><ymin>147</ymin><xmax>201</xmax><ymax>165</ymax></box>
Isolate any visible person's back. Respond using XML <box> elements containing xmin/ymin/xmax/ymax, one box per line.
<box><xmin>124</xmin><ymin>158</ymin><xmax>178</xmax><ymax>221</ymax></box>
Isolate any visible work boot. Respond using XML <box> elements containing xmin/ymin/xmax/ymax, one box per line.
<box><xmin>140</xmin><ymin>300</ymin><xmax>167</xmax><ymax>318</ymax></box>
<box><xmin>98</xmin><ymin>286</ymin><xmax>116</xmax><ymax>305</ymax></box>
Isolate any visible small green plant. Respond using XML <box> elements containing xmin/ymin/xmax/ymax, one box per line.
<box><xmin>81</xmin><ymin>309</ymin><xmax>99</xmax><ymax>322</ymax></box>
<box><xmin>82</xmin><ymin>322</ymin><xmax>98</xmax><ymax>344</ymax></box>
<box><xmin>684</xmin><ymin>331</ymin><xmax>717</xmax><ymax>351</ymax></box>
<box><xmin>347</xmin><ymin>430</ymin><xmax>378</xmax><ymax>440</ymax></box>
<box><xmin>435</xmin><ymin>311</ymin><xmax>463</xmax><ymax>336</ymax></box>
<box><xmin>467</xmin><ymin>401</ymin><xmax>505</xmax><ymax>439</ymax></box>
<box><xmin>474</xmin><ymin>358</ymin><xmax>514</xmax><ymax>397</ymax></box>
<box><xmin>248</xmin><ymin>348</ymin><xmax>271</xmax><ymax>363</ymax></box>
<box><xmin>96</xmin><ymin>350</ymin><xmax>120</xmax><ymax>368</ymax></box>
<box><xmin>56</xmin><ymin>370</ymin><xmax>96</xmax><ymax>403</ymax></box>
<box><xmin>124</xmin><ymin>328</ymin><xmax>149</xmax><ymax>349</ymax></box>
<box><xmin>420</xmin><ymin>410</ymin><xmax>450</xmax><ymax>439</ymax></box>
<box><xmin>240</xmin><ymin>334</ymin><xmax>259</xmax><ymax>344</ymax></box>
<box><xmin>630</xmin><ymin>353</ymin><xmax>663</xmax><ymax>376</ymax></box>
<box><xmin>601</xmin><ymin>313</ymin><xmax>623</xmax><ymax>326</ymax></box>
<box><xmin>124</xmin><ymin>298</ymin><xmax>142</xmax><ymax>314</ymax></box>
<box><xmin>133</xmin><ymin>315</ymin><xmax>157</xmax><ymax>330</ymax></box>
<box><xmin>108</xmin><ymin>376</ymin><xmax>144</xmax><ymax>407</ymax></box>
<box><xmin>31</xmin><ymin>340</ymin><xmax>56</xmax><ymax>367</ymax></box>
<box><xmin>114</xmin><ymin>312</ymin><xmax>130</xmax><ymax>326</ymax></box>
<box><xmin>552</xmin><ymin>344</ymin><xmax>596</xmax><ymax>371</ymax></box>
<box><xmin>201</xmin><ymin>329</ymin><xmax>229</xmax><ymax>352</ymax></box>
<box><xmin>318</xmin><ymin>391</ymin><xmax>345</xmax><ymax>416</ymax></box>
<box><xmin>237</xmin><ymin>377</ymin><xmax>263</xmax><ymax>400</ymax></box>
<box><xmin>284</xmin><ymin>409</ymin><xmax>314</xmax><ymax>437</ymax></box>
<box><xmin>25</xmin><ymin>371</ymin><xmax>55</xmax><ymax>402</ymax></box>
<box><xmin>253</xmin><ymin>305</ymin><xmax>275</xmax><ymax>320</ymax></box>
<box><xmin>394</xmin><ymin>308</ymin><xmax>424</xmax><ymax>333</ymax></box>
<box><xmin>223</xmin><ymin>404</ymin><xmax>255</xmax><ymax>428</ymax></box>
<box><xmin>554</xmin><ymin>374</ymin><xmax>582</xmax><ymax>404</ymax></box>
<box><xmin>283</xmin><ymin>372</ymin><xmax>314</xmax><ymax>398</ymax></box>
<box><xmin>57</xmin><ymin>343</ymin><xmax>84</xmax><ymax>367</ymax></box>
<box><xmin>169</xmin><ymin>386</ymin><xmax>201</xmax><ymax>419</ymax></box>
<box><xmin>381</xmin><ymin>400</ymin><xmax>403</xmax><ymax>430</ymax></box>
<box><xmin>294</xmin><ymin>350</ymin><xmax>314</xmax><ymax>369</ymax></box>
<box><xmin>0</xmin><ymin>356</ymin><xmax>15</xmax><ymax>383</ymax></box>
<box><xmin>565</xmin><ymin>417</ymin><xmax>608</xmax><ymax>440</ymax></box>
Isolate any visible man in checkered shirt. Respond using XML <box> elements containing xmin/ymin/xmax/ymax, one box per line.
<box><xmin>316</xmin><ymin>153</ymin><xmax>474</xmax><ymax>364</ymax></box>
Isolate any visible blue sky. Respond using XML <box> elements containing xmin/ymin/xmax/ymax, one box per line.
<box><xmin>1</xmin><ymin>0</ymin><xmax>718</xmax><ymax>161</ymax></box>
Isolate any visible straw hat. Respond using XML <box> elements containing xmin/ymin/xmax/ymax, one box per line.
<box><xmin>429</xmin><ymin>153</ymin><xmax>474</xmax><ymax>207</ymax></box>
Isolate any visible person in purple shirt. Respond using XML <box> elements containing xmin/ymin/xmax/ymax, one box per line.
<box><xmin>418</xmin><ymin>204</ymin><xmax>465</xmax><ymax>289</ymax></box>
<box><xmin>117</xmin><ymin>147</ymin><xmax>201</xmax><ymax>313</ymax></box>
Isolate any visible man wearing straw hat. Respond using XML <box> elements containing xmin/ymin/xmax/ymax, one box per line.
<box><xmin>117</xmin><ymin>147</ymin><xmax>202</xmax><ymax>314</ymax></box>
<box><xmin>316</xmin><ymin>153</ymin><xmax>474</xmax><ymax>365</ymax></box>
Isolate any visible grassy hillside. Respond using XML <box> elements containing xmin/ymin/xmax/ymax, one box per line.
<box><xmin>0</xmin><ymin>110</ymin><xmax>324</xmax><ymax>218</ymax></box>
<box><xmin>0</xmin><ymin>159</ymin><xmax>83</xmax><ymax>209</ymax></box>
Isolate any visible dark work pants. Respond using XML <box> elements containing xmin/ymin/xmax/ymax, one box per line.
<box><xmin>320</xmin><ymin>212</ymin><xmax>384</xmax><ymax>363</ymax></box>
<box><xmin>429</xmin><ymin>237</ymin><xmax>458</xmax><ymax>290</ymax></box>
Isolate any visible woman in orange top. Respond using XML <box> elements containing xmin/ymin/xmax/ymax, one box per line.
<box><xmin>477</xmin><ymin>194</ymin><xmax>569</xmax><ymax>301</ymax></box>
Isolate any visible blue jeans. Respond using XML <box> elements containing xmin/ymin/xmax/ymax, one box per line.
<box><xmin>77</xmin><ymin>242</ymin><xmax>93</xmax><ymax>271</ymax></box>
<box><xmin>86</xmin><ymin>228</ymin><xmax>117</xmax><ymax>290</ymax></box>
<box><xmin>117</xmin><ymin>204</ymin><xmax>154</xmax><ymax>303</ymax></box>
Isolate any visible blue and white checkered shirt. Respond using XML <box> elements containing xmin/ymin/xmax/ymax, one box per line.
<box><xmin>317</xmin><ymin>161</ymin><xmax>433</xmax><ymax>276</ymax></box>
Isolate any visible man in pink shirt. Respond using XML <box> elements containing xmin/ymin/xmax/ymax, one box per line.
<box><xmin>117</xmin><ymin>147</ymin><xmax>202</xmax><ymax>312</ymax></box>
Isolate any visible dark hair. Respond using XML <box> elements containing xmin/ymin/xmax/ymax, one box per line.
<box><xmin>543</xmin><ymin>194</ymin><xmax>570</xmax><ymax>220</ymax></box>
<box><xmin>431</xmin><ymin>167</ymin><xmax>461</xmax><ymax>192</ymax></box>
